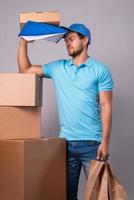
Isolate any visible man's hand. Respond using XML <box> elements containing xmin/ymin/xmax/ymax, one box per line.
<box><xmin>96</xmin><ymin>140</ymin><xmax>110</xmax><ymax>161</ymax></box>
<box><xmin>20</xmin><ymin>37</ymin><xmax>35</xmax><ymax>45</ymax></box>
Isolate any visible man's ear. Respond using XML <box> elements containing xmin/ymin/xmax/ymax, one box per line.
<box><xmin>83</xmin><ymin>37</ymin><xmax>89</xmax><ymax>46</ymax></box>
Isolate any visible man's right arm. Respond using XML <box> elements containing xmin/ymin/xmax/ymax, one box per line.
<box><xmin>17</xmin><ymin>38</ymin><xmax>43</xmax><ymax>76</ymax></box>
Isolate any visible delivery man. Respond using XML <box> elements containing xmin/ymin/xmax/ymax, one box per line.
<box><xmin>18</xmin><ymin>23</ymin><xmax>114</xmax><ymax>200</ymax></box>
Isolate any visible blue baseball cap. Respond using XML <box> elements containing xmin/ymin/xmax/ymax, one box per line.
<box><xmin>63</xmin><ymin>23</ymin><xmax>91</xmax><ymax>44</ymax></box>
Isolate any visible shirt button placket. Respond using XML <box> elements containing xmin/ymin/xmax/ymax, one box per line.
<box><xmin>74</xmin><ymin>68</ymin><xmax>78</xmax><ymax>81</ymax></box>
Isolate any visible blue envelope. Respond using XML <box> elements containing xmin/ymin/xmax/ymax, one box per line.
<box><xmin>18</xmin><ymin>21</ymin><xmax>68</xmax><ymax>43</ymax></box>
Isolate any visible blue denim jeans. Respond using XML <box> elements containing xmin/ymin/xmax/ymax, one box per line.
<box><xmin>67</xmin><ymin>140</ymin><xmax>100</xmax><ymax>200</ymax></box>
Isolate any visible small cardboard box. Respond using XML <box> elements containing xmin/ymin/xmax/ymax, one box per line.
<box><xmin>0</xmin><ymin>107</ymin><xmax>41</xmax><ymax>139</ymax></box>
<box><xmin>19</xmin><ymin>11</ymin><xmax>60</xmax><ymax>28</ymax></box>
<box><xmin>0</xmin><ymin>73</ymin><xmax>42</xmax><ymax>106</ymax></box>
<box><xmin>0</xmin><ymin>138</ymin><xmax>66</xmax><ymax>200</ymax></box>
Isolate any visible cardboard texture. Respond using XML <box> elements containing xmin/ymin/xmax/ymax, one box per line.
<box><xmin>19</xmin><ymin>11</ymin><xmax>60</xmax><ymax>28</ymax></box>
<box><xmin>0</xmin><ymin>107</ymin><xmax>41</xmax><ymax>139</ymax></box>
<box><xmin>0</xmin><ymin>73</ymin><xmax>42</xmax><ymax>106</ymax></box>
<box><xmin>0</xmin><ymin>138</ymin><xmax>66</xmax><ymax>200</ymax></box>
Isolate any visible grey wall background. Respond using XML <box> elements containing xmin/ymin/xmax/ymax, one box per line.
<box><xmin>0</xmin><ymin>0</ymin><xmax>133</xmax><ymax>199</ymax></box>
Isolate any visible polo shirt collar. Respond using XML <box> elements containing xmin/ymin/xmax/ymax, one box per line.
<box><xmin>68</xmin><ymin>56</ymin><xmax>93</xmax><ymax>68</ymax></box>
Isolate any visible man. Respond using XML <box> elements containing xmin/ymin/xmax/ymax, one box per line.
<box><xmin>18</xmin><ymin>23</ymin><xmax>114</xmax><ymax>200</ymax></box>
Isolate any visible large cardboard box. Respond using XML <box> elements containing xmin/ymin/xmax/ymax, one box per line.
<box><xmin>0</xmin><ymin>107</ymin><xmax>41</xmax><ymax>139</ymax></box>
<box><xmin>0</xmin><ymin>138</ymin><xmax>66</xmax><ymax>200</ymax></box>
<box><xmin>19</xmin><ymin>11</ymin><xmax>60</xmax><ymax>28</ymax></box>
<box><xmin>0</xmin><ymin>73</ymin><xmax>42</xmax><ymax>106</ymax></box>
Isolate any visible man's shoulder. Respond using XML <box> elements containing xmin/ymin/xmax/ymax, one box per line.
<box><xmin>91</xmin><ymin>57</ymin><xmax>108</xmax><ymax>71</ymax></box>
<box><xmin>46</xmin><ymin>59</ymin><xmax>69</xmax><ymax>66</ymax></box>
<box><xmin>90</xmin><ymin>57</ymin><xmax>112</xmax><ymax>78</ymax></box>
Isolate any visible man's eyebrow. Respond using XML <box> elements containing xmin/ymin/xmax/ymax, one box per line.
<box><xmin>65</xmin><ymin>35</ymin><xmax>75</xmax><ymax>40</ymax></box>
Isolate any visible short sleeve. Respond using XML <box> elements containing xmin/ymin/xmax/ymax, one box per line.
<box><xmin>42</xmin><ymin>60</ymin><xmax>61</xmax><ymax>79</ymax></box>
<box><xmin>42</xmin><ymin>63</ymin><xmax>53</xmax><ymax>79</ymax></box>
<box><xmin>98</xmin><ymin>66</ymin><xmax>114</xmax><ymax>92</ymax></box>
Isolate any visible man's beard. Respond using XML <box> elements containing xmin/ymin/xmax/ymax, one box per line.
<box><xmin>67</xmin><ymin>44</ymin><xmax>84</xmax><ymax>58</ymax></box>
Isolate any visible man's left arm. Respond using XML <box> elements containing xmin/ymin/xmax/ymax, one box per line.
<box><xmin>97</xmin><ymin>91</ymin><xmax>113</xmax><ymax>161</ymax></box>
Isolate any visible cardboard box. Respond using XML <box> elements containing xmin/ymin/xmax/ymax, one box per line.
<box><xmin>0</xmin><ymin>73</ymin><xmax>42</xmax><ymax>106</ymax></box>
<box><xmin>0</xmin><ymin>107</ymin><xmax>41</xmax><ymax>139</ymax></box>
<box><xmin>0</xmin><ymin>138</ymin><xmax>66</xmax><ymax>200</ymax></box>
<box><xmin>20</xmin><ymin>11</ymin><xmax>60</xmax><ymax>28</ymax></box>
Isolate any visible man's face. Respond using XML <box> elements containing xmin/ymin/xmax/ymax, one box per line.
<box><xmin>64</xmin><ymin>32</ymin><xmax>85</xmax><ymax>58</ymax></box>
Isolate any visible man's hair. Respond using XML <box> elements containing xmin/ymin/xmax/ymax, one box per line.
<box><xmin>77</xmin><ymin>32</ymin><xmax>85</xmax><ymax>39</ymax></box>
<box><xmin>77</xmin><ymin>32</ymin><xmax>89</xmax><ymax>46</ymax></box>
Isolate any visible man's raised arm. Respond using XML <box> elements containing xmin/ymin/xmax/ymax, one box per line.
<box><xmin>17</xmin><ymin>38</ymin><xmax>43</xmax><ymax>76</ymax></box>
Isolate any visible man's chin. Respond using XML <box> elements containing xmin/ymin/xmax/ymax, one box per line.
<box><xmin>67</xmin><ymin>51</ymin><xmax>75</xmax><ymax>57</ymax></box>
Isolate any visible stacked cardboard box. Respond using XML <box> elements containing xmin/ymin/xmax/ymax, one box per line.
<box><xmin>0</xmin><ymin>12</ymin><xmax>66</xmax><ymax>200</ymax></box>
<box><xmin>0</xmin><ymin>73</ymin><xmax>42</xmax><ymax>139</ymax></box>
<box><xmin>0</xmin><ymin>138</ymin><xmax>66</xmax><ymax>200</ymax></box>
<box><xmin>0</xmin><ymin>73</ymin><xmax>66</xmax><ymax>200</ymax></box>
<box><xmin>19</xmin><ymin>11</ymin><xmax>60</xmax><ymax>28</ymax></box>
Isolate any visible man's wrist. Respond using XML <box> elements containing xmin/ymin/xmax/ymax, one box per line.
<box><xmin>20</xmin><ymin>38</ymin><xmax>28</xmax><ymax>46</ymax></box>
<box><xmin>101</xmin><ymin>134</ymin><xmax>111</xmax><ymax>143</ymax></box>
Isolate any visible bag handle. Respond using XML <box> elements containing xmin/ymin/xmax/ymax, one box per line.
<box><xmin>98</xmin><ymin>162</ymin><xmax>109</xmax><ymax>200</ymax></box>
<box><xmin>83</xmin><ymin>160</ymin><xmax>105</xmax><ymax>200</ymax></box>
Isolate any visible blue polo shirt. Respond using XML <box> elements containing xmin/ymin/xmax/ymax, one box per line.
<box><xmin>42</xmin><ymin>57</ymin><xmax>114</xmax><ymax>141</ymax></box>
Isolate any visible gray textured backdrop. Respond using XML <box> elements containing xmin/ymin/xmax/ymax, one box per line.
<box><xmin>0</xmin><ymin>0</ymin><xmax>133</xmax><ymax>199</ymax></box>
